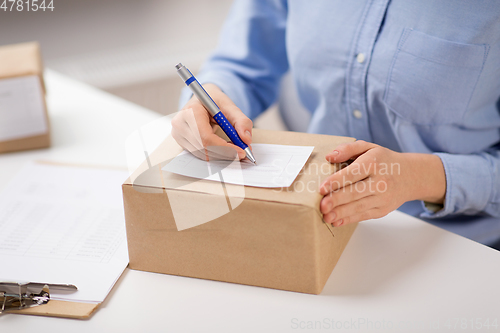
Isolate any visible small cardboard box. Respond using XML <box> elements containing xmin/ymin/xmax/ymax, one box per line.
<box><xmin>123</xmin><ymin>129</ymin><xmax>357</xmax><ymax>294</ymax></box>
<box><xmin>0</xmin><ymin>42</ymin><xmax>50</xmax><ymax>153</ymax></box>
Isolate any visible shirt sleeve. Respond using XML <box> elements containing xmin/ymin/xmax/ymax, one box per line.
<box><xmin>178</xmin><ymin>0</ymin><xmax>289</xmax><ymax>120</ymax></box>
<box><xmin>420</xmin><ymin>145</ymin><xmax>500</xmax><ymax>218</ymax></box>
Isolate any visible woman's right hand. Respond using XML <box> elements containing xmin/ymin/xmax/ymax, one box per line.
<box><xmin>171</xmin><ymin>84</ymin><xmax>254</xmax><ymax>161</ymax></box>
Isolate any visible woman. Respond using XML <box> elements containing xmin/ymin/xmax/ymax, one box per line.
<box><xmin>172</xmin><ymin>0</ymin><xmax>500</xmax><ymax>249</ymax></box>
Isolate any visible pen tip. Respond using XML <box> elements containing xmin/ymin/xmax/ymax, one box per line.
<box><xmin>243</xmin><ymin>147</ymin><xmax>256</xmax><ymax>165</ymax></box>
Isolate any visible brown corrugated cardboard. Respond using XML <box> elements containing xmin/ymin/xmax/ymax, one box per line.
<box><xmin>0</xmin><ymin>42</ymin><xmax>50</xmax><ymax>153</ymax></box>
<box><xmin>123</xmin><ymin>129</ymin><xmax>357</xmax><ymax>294</ymax></box>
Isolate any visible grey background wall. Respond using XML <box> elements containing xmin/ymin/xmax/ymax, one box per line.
<box><xmin>0</xmin><ymin>0</ymin><xmax>287</xmax><ymax>130</ymax></box>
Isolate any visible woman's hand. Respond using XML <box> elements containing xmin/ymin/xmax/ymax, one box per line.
<box><xmin>171</xmin><ymin>84</ymin><xmax>253</xmax><ymax>161</ymax></box>
<box><xmin>319</xmin><ymin>140</ymin><xmax>446</xmax><ymax>227</ymax></box>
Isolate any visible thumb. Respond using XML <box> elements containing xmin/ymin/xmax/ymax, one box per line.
<box><xmin>325</xmin><ymin>140</ymin><xmax>376</xmax><ymax>163</ymax></box>
<box><xmin>203</xmin><ymin>83</ymin><xmax>253</xmax><ymax>145</ymax></box>
<box><xmin>223</xmin><ymin>105</ymin><xmax>253</xmax><ymax>145</ymax></box>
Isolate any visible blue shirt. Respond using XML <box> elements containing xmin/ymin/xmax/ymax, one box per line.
<box><xmin>179</xmin><ymin>0</ymin><xmax>500</xmax><ymax>245</ymax></box>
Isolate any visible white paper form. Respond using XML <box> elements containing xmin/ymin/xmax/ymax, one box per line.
<box><xmin>0</xmin><ymin>163</ymin><xmax>129</xmax><ymax>303</ymax></box>
<box><xmin>162</xmin><ymin>143</ymin><xmax>314</xmax><ymax>188</ymax></box>
<box><xmin>0</xmin><ymin>75</ymin><xmax>48</xmax><ymax>141</ymax></box>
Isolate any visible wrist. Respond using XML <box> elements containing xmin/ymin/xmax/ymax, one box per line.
<box><xmin>404</xmin><ymin>153</ymin><xmax>446</xmax><ymax>204</ymax></box>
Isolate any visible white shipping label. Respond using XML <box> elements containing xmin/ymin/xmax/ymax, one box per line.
<box><xmin>0</xmin><ymin>75</ymin><xmax>48</xmax><ymax>142</ymax></box>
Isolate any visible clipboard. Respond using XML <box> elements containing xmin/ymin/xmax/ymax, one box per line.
<box><xmin>1</xmin><ymin>282</ymin><xmax>98</xmax><ymax>319</ymax></box>
<box><xmin>11</xmin><ymin>300</ymin><xmax>100</xmax><ymax>319</ymax></box>
<box><xmin>0</xmin><ymin>162</ymin><xmax>130</xmax><ymax>319</ymax></box>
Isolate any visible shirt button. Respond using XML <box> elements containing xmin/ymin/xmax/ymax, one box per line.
<box><xmin>356</xmin><ymin>53</ymin><xmax>365</xmax><ymax>63</ymax></box>
<box><xmin>353</xmin><ymin>109</ymin><xmax>362</xmax><ymax>119</ymax></box>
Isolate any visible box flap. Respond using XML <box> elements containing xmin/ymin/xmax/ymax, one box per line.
<box><xmin>124</xmin><ymin>129</ymin><xmax>355</xmax><ymax>212</ymax></box>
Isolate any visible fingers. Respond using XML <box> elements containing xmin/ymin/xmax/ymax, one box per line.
<box><xmin>171</xmin><ymin>84</ymin><xmax>253</xmax><ymax>161</ymax></box>
<box><xmin>202</xmin><ymin>84</ymin><xmax>254</xmax><ymax>146</ymax></box>
<box><xmin>322</xmin><ymin>196</ymin><xmax>387</xmax><ymax>226</ymax></box>
<box><xmin>223</xmin><ymin>104</ymin><xmax>253</xmax><ymax>145</ymax></box>
<box><xmin>184</xmin><ymin>111</ymin><xmax>246</xmax><ymax>159</ymax></box>
<box><xmin>173</xmin><ymin>135</ymin><xmax>208</xmax><ymax>161</ymax></box>
<box><xmin>171</xmin><ymin>106</ymin><xmax>246</xmax><ymax>160</ymax></box>
<box><xmin>327</xmin><ymin>209</ymin><xmax>382</xmax><ymax>227</ymax></box>
<box><xmin>319</xmin><ymin>141</ymin><xmax>398</xmax><ymax>227</ymax></box>
<box><xmin>174</xmin><ymin>136</ymin><xmax>239</xmax><ymax>161</ymax></box>
<box><xmin>322</xmin><ymin>197</ymin><xmax>376</xmax><ymax>225</ymax></box>
<box><xmin>325</xmin><ymin>140</ymin><xmax>377</xmax><ymax>163</ymax></box>
<box><xmin>320</xmin><ymin>144</ymin><xmax>385</xmax><ymax>195</ymax></box>
<box><xmin>320</xmin><ymin>157</ymin><xmax>372</xmax><ymax>195</ymax></box>
<box><xmin>320</xmin><ymin>179</ymin><xmax>376</xmax><ymax>214</ymax></box>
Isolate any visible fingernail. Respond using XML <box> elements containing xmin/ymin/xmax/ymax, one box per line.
<box><xmin>245</xmin><ymin>130</ymin><xmax>252</xmax><ymax>138</ymax></box>
<box><xmin>337</xmin><ymin>219</ymin><xmax>343</xmax><ymax>226</ymax></box>
<box><xmin>330</xmin><ymin>150</ymin><xmax>340</xmax><ymax>157</ymax></box>
<box><xmin>330</xmin><ymin>212</ymin><xmax>336</xmax><ymax>221</ymax></box>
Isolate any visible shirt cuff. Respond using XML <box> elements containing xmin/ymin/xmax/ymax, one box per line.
<box><xmin>420</xmin><ymin>152</ymin><xmax>493</xmax><ymax>218</ymax></box>
<box><xmin>422</xmin><ymin>201</ymin><xmax>443</xmax><ymax>214</ymax></box>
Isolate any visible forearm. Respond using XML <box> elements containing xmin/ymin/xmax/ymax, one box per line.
<box><xmin>403</xmin><ymin>153</ymin><xmax>446</xmax><ymax>204</ymax></box>
<box><xmin>179</xmin><ymin>0</ymin><xmax>289</xmax><ymax>117</ymax></box>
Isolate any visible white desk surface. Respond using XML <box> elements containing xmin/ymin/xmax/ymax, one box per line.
<box><xmin>1</xmin><ymin>71</ymin><xmax>499</xmax><ymax>333</ymax></box>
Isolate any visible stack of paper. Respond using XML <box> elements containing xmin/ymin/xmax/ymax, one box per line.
<box><xmin>0</xmin><ymin>163</ymin><xmax>129</xmax><ymax>304</ymax></box>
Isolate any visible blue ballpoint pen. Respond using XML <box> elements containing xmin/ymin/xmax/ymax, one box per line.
<box><xmin>175</xmin><ymin>63</ymin><xmax>257</xmax><ymax>164</ymax></box>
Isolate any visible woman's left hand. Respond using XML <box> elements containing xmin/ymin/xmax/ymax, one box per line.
<box><xmin>319</xmin><ymin>140</ymin><xmax>446</xmax><ymax>227</ymax></box>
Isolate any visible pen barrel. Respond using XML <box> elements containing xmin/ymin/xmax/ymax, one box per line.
<box><xmin>188</xmin><ymin>80</ymin><xmax>220</xmax><ymax>117</ymax></box>
<box><xmin>176</xmin><ymin>64</ymin><xmax>219</xmax><ymax>117</ymax></box>
<box><xmin>176</xmin><ymin>63</ymin><xmax>248</xmax><ymax>152</ymax></box>
<box><xmin>213</xmin><ymin>112</ymin><xmax>248</xmax><ymax>150</ymax></box>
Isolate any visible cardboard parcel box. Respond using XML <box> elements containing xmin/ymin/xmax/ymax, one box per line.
<box><xmin>0</xmin><ymin>42</ymin><xmax>50</xmax><ymax>153</ymax></box>
<box><xmin>123</xmin><ymin>129</ymin><xmax>357</xmax><ymax>294</ymax></box>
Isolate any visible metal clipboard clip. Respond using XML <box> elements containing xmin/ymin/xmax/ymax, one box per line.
<box><xmin>0</xmin><ymin>282</ymin><xmax>77</xmax><ymax>314</ymax></box>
